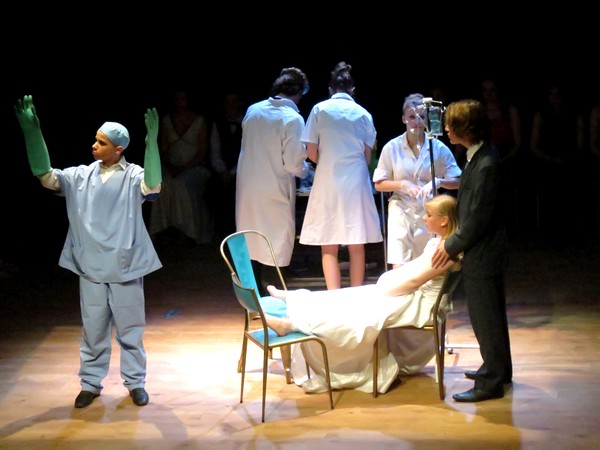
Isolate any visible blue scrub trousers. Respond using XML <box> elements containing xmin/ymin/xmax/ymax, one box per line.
<box><xmin>78</xmin><ymin>277</ymin><xmax>146</xmax><ymax>394</ymax></box>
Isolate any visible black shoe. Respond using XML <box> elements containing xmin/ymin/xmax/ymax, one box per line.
<box><xmin>74</xmin><ymin>390</ymin><xmax>99</xmax><ymax>408</ymax></box>
<box><xmin>464</xmin><ymin>370</ymin><xmax>477</xmax><ymax>380</ymax></box>
<box><xmin>465</xmin><ymin>370</ymin><xmax>512</xmax><ymax>384</ymax></box>
<box><xmin>452</xmin><ymin>388</ymin><xmax>504</xmax><ymax>402</ymax></box>
<box><xmin>130</xmin><ymin>388</ymin><xmax>149</xmax><ymax>406</ymax></box>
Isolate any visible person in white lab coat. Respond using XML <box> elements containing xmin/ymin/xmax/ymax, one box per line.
<box><xmin>236</xmin><ymin>67</ymin><xmax>311</xmax><ymax>294</ymax></box>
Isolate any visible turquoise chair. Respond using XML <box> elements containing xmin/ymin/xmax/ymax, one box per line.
<box><xmin>220</xmin><ymin>230</ymin><xmax>289</xmax><ymax>376</ymax></box>
<box><xmin>220</xmin><ymin>230</ymin><xmax>334</xmax><ymax>422</ymax></box>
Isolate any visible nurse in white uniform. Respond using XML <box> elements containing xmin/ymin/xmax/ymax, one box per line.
<box><xmin>300</xmin><ymin>62</ymin><xmax>382</xmax><ymax>290</ymax></box>
<box><xmin>373</xmin><ymin>93</ymin><xmax>461</xmax><ymax>268</ymax></box>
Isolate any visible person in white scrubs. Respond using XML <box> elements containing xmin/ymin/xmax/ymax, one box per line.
<box><xmin>373</xmin><ymin>93</ymin><xmax>461</xmax><ymax>268</ymax></box>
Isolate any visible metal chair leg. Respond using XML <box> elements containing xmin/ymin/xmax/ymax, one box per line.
<box><xmin>280</xmin><ymin>344</ymin><xmax>294</xmax><ymax>384</ymax></box>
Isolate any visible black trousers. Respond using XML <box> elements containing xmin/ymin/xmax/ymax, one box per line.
<box><xmin>250</xmin><ymin>260</ymin><xmax>280</xmax><ymax>297</ymax></box>
<box><xmin>463</xmin><ymin>272</ymin><xmax>513</xmax><ymax>391</ymax></box>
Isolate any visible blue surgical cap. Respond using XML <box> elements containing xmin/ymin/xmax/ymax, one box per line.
<box><xmin>99</xmin><ymin>122</ymin><xmax>130</xmax><ymax>149</ymax></box>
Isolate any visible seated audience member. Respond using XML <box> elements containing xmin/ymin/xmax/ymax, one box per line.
<box><xmin>208</xmin><ymin>92</ymin><xmax>246</xmax><ymax>240</ymax></box>
<box><xmin>150</xmin><ymin>89</ymin><xmax>213</xmax><ymax>246</ymax></box>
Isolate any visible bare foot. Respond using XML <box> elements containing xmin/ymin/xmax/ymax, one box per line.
<box><xmin>267</xmin><ymin>285</ymin><xmax>287</xmax><ymax>301</ymax></box>
<box><xmin>264</xmin><ymin>315</ymin><xmax>293</xmax><ymax>336</ymax></box>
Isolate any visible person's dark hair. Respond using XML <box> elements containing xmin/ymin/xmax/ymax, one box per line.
<box><xmin>270</xmin><ymin>67</ymin><xmax>309</xmax><ymax>97</ymax></box>
<box><xmin>328</xmin><ymin>61</ymin><xmax>355</xmax><ymax>97</ymax></box>
<box><xmin>444</xmin><ymin>99</ymin><xmax>490</xmax><ymax>143</ymax></box>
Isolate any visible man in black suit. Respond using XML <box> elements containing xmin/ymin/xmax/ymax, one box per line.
<box><xmin>432</xmin><ymin>99</ymin><xmax>513</xmax><ymax>402</ymax></box>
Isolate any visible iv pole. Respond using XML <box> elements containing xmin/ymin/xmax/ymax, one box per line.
<box><xmin>423</xmin><ymin>98</ymin><xmax>444</xmax><ymax>195</ymax></box>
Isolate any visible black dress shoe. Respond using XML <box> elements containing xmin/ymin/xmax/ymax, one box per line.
<box><xmin>74</xmin><ymin>390</ymin><xmax>99</xmax><ymax>408</ymax></box>
<box><xmin>453</xmin><ymin>388</ymin><xmax>503</xmax><ymax>402</ymax></box>
<box><xmin>130</xmin><ymin>388</ymin><xmax>149</xmax><ymax>406</ymax></box>
<box><xmin>465</xmin><ymin>370</ymin><xmax>512</xmax><ymax>384</ymax></box>
<box><xmin>464</xmin><ymin>370</ymin><xmax>477</xmax><ymax>380</ymax></box>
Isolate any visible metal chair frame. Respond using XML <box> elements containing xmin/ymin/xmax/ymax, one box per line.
<box><xmin>221</xmin><ymin>230</ymin><xmax>334</xmax><ymax>422</ymax></box>
<box><xmin>372</xmin><ymin>270</ymin><xmax>462</xmax><ymax>399</ymax></box>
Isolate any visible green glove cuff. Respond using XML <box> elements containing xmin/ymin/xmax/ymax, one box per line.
<box><xmin>144</xmin><ymin>108</ymin><xmax>161</xmax><ymax>187</ymax></box>
<box><xmin>144</xmin><ymin>140</ymin><xmax>162</xmax><ymax>187</ymax></box>
<box><xmin>24</xmin><ymin>129</ymin><xmax>51</xmax><ymax>176</ymax></box>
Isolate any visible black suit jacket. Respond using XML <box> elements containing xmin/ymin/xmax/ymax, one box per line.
<box><xmin>445</xmin><ymin>141</ymin><xmax>507</xmax><ymax>277</ymax></box>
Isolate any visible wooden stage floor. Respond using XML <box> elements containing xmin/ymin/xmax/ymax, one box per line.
<box><xmin>1</xmin><ymin>238</ymin><xmax>599</xmax><ymax>449</ymax></box>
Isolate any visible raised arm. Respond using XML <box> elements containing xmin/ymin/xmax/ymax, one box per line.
<box><xmin>143</xmin><ymin>108</ymin><xmax>162</xmax><ymax>188</ymax></box>
<box><xmin>14</xmin><ymin>95</ymin><xmax>52</xmax><ymax>176</ymax></box>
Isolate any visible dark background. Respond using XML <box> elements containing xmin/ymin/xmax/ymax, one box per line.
<box><xmin>2</xmin><ymin>19</ymin><xmax>596</xmax><ymax>268</ymax></box>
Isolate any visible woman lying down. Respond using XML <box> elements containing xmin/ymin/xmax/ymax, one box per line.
<box><xmin>261</xmin><ymin>194</ymin><xmax>462</xmax><ymax>394</ymax></box>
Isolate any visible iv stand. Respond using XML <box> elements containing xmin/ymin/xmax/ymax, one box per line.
<box><xmin>424</xmin><ymin>98</ymin><xmax>444</xmax><ymax>195</ymax></box>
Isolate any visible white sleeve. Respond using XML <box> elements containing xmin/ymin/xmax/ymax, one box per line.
<box><xmin>38</xmin><ymin>169</ymin><xmax>60</xmax><ymax>191</ymax></box>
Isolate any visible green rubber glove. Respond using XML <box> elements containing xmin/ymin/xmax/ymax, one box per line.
<box><xmin>14</xmin><ymin>95</ymin><xmax>52</xmax><ymax>176</ymax></box>
<box><xmin>143</xmin><ymin>107</ymin><xmax>162</xmax><ymax>188</ymax></box>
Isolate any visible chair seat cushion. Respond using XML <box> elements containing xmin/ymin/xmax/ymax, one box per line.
<box><xmin>250</xmin><ymin>328</ymin><xmax>310</xmax><ymax>344</ymax></box>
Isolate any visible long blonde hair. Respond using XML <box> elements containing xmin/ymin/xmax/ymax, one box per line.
<box><xmin>425</xmin><ymin>194</ymin><xmax>458</xmax><ymax>238</ymax></box>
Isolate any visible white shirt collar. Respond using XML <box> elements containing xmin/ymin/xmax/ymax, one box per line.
<box><xmin>99</xmin><ymin>157</ymin><xmax>127</xmax><ymax>182</ymax></box>
<box><xmin>330</xmin><ymin>92</ymin><xmax>355</xmax><ymax>102</ymax></box>
<box><xmin>466</xmin><ymin>141</ymin><xmax>484</xmax><ymax>162</ymax></box>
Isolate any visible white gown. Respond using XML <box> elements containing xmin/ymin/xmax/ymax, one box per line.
<box><xmin>283</xmin><ymin>237</ymin><xmax>446</xmax><ymax>394</ymax></box>
<box><xmin>149</xmin><ymin>115</ymin><xmax>213</xmax><ymax>244</ymax></box>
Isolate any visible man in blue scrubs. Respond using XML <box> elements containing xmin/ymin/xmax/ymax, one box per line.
<box><xmin>15</xmin><ymin>95</ymin><xmax>163</xmax><ymax>408</ymax></box>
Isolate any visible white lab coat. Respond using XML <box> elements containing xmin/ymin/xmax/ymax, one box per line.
<box><xmin>236</xmin><ymin>96</ymin><xmax>309</xmax><ymax>266</ymax></box>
